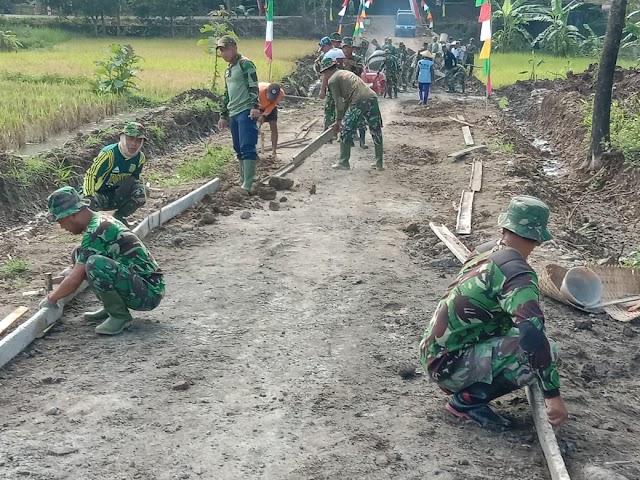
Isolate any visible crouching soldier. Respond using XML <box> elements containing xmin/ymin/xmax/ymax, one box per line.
<box><xmin>41</xmin><ymin>187</ymin><xmax>165</xmax><ymax>335</ymax></box>
<box><xmin>83</xmin><ymin>122</ymin><xmax>149</xmax><ymax>228</ymax></box>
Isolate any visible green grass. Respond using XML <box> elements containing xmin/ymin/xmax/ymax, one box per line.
<box><xmin>0</xmin><ymin>155</ymin><xmax>73</xmax><ymax>187</ymax></box>
<box><xmin>10</xmin><ymin>26</ymin><xmax>72</xmax><ymax>49</ymax></box>
<box><xmin>1</xmin><ymin>258</ymin><xmax>29</xmax><ymax>277</ymax></box>
<box><xmin>489</xmin><ymin>139</ymin><xmax>515</xmax><ymax>153</ymax></box>
<box><xmin>476</xmin><ymin>52</ymin><xmax>638</xmax><ymax>89</ymax></box>
<box><xmin>150</xmin><ymin>145</ymin><xmax>234</xmax><ymax>186</ymax></box>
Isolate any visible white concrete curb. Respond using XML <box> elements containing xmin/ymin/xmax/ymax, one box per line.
<box><xmin>0</xmin><ymin>178</ymin><xmax>221</xmax><ymax>370</ymax></box>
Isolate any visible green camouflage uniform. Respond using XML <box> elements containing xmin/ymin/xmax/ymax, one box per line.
<box><xmin>73</xmin><ymin>212</ymin><xmax>165</xmax><ymax>311</ymax></box>
<box><xmin>446</xmin><ymin>65</ymin><xmax>467</xmax><ymax>93</ymax></box>
<box><xmin>315</xmin><ymin>53</ymin><xmax>337</xmax><ymax>130</ymax></box>
<box><xmin>420</xmin><ymin>196</ymin><xmax>560</xmax><ymax>399</ymax></box>
<box><xmin>343</xmin><ymin>53</ymin><xmax>367</xmax><ymax>142</ymax></box>
<box><xmin>379</xmin><ymin>49</ymin><xmax>399</xmax><ymax>98</ymax></box>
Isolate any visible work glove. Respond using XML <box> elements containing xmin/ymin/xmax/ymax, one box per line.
<box><xmin>39</xmin><ymin>297</ymin><xmax>60</xmax><ymax>311</ymax></box>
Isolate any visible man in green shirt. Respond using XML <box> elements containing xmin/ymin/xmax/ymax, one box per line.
<box><xmin>320</xmin><ymin>58</ymin><xmax>384</xmax><ymax>171</ymax></box>
<box><xmin>83</xmin><ymin>122</ymin><xmax>148</xmax><ymax>228</ymax></box>
<box><xmin>216</xmin><ymin>35</ymin><xmax>261</xmax><ymax>192</ymax></box>
<box><xmin>420</xmin><ymin>196</ymin><xmax>568</xmax><ymax>429</ymax></box>
<box><xmin>40</xmin><ymin>187</ymin><xmax>165</xmax><ymax>336</ymax></box>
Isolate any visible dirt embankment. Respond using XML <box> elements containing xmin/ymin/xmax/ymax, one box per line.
<box><xmin>0</xmin><ymin>89</ymin><xmax>220</xmax><ymax>227</ymax></box>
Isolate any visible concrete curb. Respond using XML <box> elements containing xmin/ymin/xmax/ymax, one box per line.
<box><xmin>0</xmin><ymin>178</ymin><xmax>221</xmax><ymax>370</ymax></box>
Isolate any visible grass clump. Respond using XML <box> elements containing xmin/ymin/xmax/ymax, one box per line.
<box><xmin>0</xmin><ymin>155</ymin><xmax>74</xmax><ymax>187</ymax></box>
<box><xmin>581</xmin><ymin>95</ymin><xmax>640</xmax><ymax>166</ymax></box>
<box><xmin>489</xmin><ymin>140</ymin><xmax>515</xmax><ymax>153</ymax></box>
<box><xmin>1</xmin><ymin>258</ymin><xmax>29</xmax><ymax>277</ymax></box>
<box><xmin>151</xmin><ymin>145</ymin><xmax>234</xmax><ymax>186</ymax></box>
<box><xmin>11</xmin><ymin>26</ymin><xmax>71</xmax><ymax>49</ymax></box>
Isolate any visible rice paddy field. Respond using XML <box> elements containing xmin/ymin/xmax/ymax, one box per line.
<box><xmin>476</xmin><ymin>52</ymin><xmax>638</xmax><ymax>89</ymax></box>
<box><xmin>0</xmin><ymin>37</ymin><xmax>317</xmax><ymax>151</ymax></box>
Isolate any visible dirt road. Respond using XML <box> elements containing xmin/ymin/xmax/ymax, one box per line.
<box><xmin>1</xmin><ymin>93</ymin><xmax>639</xmax><ymax>480</ymax></box>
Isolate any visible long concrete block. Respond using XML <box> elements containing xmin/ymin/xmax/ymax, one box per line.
<box><xmin>0</xmin><ymin>177</ymin><xmax>221</xmax><ymax>370</ymax></box>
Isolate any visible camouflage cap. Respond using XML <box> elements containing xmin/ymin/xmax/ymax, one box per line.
<box><xmin>122</xmin><ymin>121</ymin><xmax>147</xmax><ymax>139</ymax></box>
<box><xmin>498</xmin><ymin>195</ymin><xmax>553</xmax><ymax>242</ymax></box>
<box><xmin>47</xmin><ymin>186</ymin><xmax>91</xmax><ymax>222</ymax></box>
<box><xmin>318</xmin><ymin>57</ymin><xmax>338</xmax><ymax>73</ymax></box>
<box><xmin>329</xmin><ymin>32</ymin><xmax>342</xmax><ymax>42</ymax></box>
<box><xmin>216</xmin><ymin>34</ymin><xmax>237</xmax><ymax>48</ymax></box>
<box><xmin>341</xmin><ymin>36</ymin><xmax>354</xmax><ymax>47</ymax></box>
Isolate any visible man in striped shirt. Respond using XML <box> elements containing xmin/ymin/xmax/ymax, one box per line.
<box><xmin>82</xmin><ymin>122</ymin><xmax>148</xmax><ymax>228</ymax></box>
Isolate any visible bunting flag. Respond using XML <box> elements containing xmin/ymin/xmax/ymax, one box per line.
<box><xmin>264</xmin><ymin>0</ymin><xmax>273</xmax><ymax>62</ymax></box>
<box><xmin>257</xmin><ymin>0</ymin><xmax>263</xmax><ymax>15</ymax></box>
<box><xmin>421</xmin><ymin>0</ymin><xmax>434</xmax><ymax>28</ymax></box>
<box><xmin>409</xmin><ymin>0</ymin><xmax>421</xmax><ymax>21</ymax></box>
<box><xmin>442</xmin><ymin>0</ymin><xmax>446</xmax><ymax>17</ymax></box>
<box><xmin>477</xmin><ymin>0</ymin><xmax>492</xmax><ymax>95</ymax></box>
<box><xmin>353</xmin><ymin>0</ymin><xmax>364</xmax><ymax>37</ymax></box>
<box><xmin>338</xmin><ymin>0</ymin><xmax>349</xmax><ymax>35</ymax></box>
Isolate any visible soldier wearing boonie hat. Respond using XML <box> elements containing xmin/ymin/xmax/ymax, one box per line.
<box><xmin>420</xmin><ymin>195</ymin><xmax>569</xmax><ymax>430</ymax></box>
<box><xmin>82</xmin><ymin>121</ymin><xmax>149</xmax><ymax>228</ymax></box>
<box><xmin>41</xmin><ymin>186</ymin><xmax>164</xmax><ymax>336</ymax></box>
<box><xmin>329</xmin><ymin>32</ymin><xmax>342</xmax><ymax>48</ymax></box>
<box><xmin>258</xmin><ymin>82</ymin><xmax>285</xmax><ymax>157</ymax></box>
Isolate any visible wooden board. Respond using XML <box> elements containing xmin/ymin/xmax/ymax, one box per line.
<box><xmin>427</xmin><ymin>223</ymin><xmax>572</xmax><ymax>480</ymax></box>
<box><xmin>448</xmin><ymin>145</ymin><xmax>486</xmax><ymax>160</ymax></box>
<box><xmin>429</xmin><ymin>223</ymin><xmax>471</xmax><ymax>263</ymax></box>
<box><xmin>448</xmin><ymin>116</ymin><xmax>474</xmax><ymax>127</ymax></box>
<box><xmin>456</xmin><ymin>190</ymin><xmax>474</xmax><ymax>235</ymax></box>
<box><xmin>470</xmin><ymin>160</ymin><xmax>483</xmax><ymax>192</ymax></box>
<box><xmin>0</xmin><ymin>306</ymin><xmax>29</xmax><ymax>337</ymax></box>
<box><xmin>267</xmin><ymin>127</ymin><xmax>336</xmax><ymax>179</ymax></box>
<box><xmin>462</xmin><ymin>126</ymin><xmax>474</xmax><ymax>146</ymax></box>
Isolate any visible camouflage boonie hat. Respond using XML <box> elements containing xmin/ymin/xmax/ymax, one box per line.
<box><xmin>122</xmin><ymin>122</ymin><xmax>147</xmax><ymax>139</ymax></box>
<box><xmin>216</xmin><ymin>34</ymin><xmax>237</xmax><ymax>48</ymax></box>
<box><xmin>498</xmin><ymin>195</ymin><xmax>553</xmax><ymax>242</ymax></box>
<box><xmin>319</xmin><ymin>57</ymin><xmax>338</xmax><ymax>73</ymax></box>
<box><xmin>341</xmin><ymin>36</ymin><xmax>354</xmax><ymax>47</ymax></box>
<box><xmin>329</xmin><ymin>32</ymin><xmax>342</xmax><ymax>42</ymax></box>
<box><xmin>47</xmin><ymin>186</ymin><xmax>91</xmax><ymax>222</ymax></box>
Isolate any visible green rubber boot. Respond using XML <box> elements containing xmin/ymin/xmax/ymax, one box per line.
<box><xmin>370</xmin><ymin>141</ymin><xmax>384</xmax><ymax>170</ymax></box>
<box><xmin>237</xmin><ymin>160</ymin><xmax>244</xmax><ymax>185</ymax></box>
<box><xmin>241</xmin><ymin>159</ymin><xmax>256</xmax><ymax>191</ymax></box>
<box><xmin>95</xmin><ymin>290</ymin><xmax>133</xmax><ymax>336</ymax></box>
<box><xmin>83</xmin><ymin>307</ymin><xmax>109</xmax><ymax>323</ymax></box>
<box><xmin>332</xmin><ymin>141</ymin><xmax>351</xmax><ymax>170</ymax></box>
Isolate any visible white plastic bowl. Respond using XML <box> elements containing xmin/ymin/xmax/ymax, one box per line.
<box><xmin>560</xmin><ymin>266</ymin><xmax>603</xmax><ymax>307</ymax></box>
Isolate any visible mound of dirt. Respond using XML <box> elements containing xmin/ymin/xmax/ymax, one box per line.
<box><xmin>0</xmin><ymin>90</ymin><xmax>221</xmax><ymax>227</ymax></box>
<box><xmin>281</xmin><ymin>54</ymin><xmax>317</xmax><ymax>97</ymax></box>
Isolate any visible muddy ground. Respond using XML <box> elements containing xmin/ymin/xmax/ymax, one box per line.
<box><xmin>1</xmin><ymin>82</ymin><xmax>639</xmax><ymax>480</ymax></box>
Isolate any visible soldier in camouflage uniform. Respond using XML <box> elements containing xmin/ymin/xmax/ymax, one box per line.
<box><xmin>319</xmin><ymin>58</ymin><xmax>384</xmax><ymax>171</ymax></box>
<box><xmin>397</xmin><ymin>42</ymin><xmax>411</xmax><ymax>91</ymax></box>
<box><xmin>41</xmin><ymin>187</ymin><xmax>165</xmax><ymax>336</ymax></box>
<box><xmin>341</xmin><ymin>36</ymin><xmax>368</xmax><ymax>149</ymax></box>
<box><xmin>378</xmin><ymin>45</ymin><xmax>399</xmax><ymax>99</ymax></box>
<box><xmin>420</xmin><ymin>195</ymin><xmax>568</xmax><ymax>429</ymax></box>
<box><xmin>315</xmin><ymin>36</ymin><xmax>337</xmax><ymax>131</ymax></box>
<box><xmin>82</xmin><ymin>122</ymin><xmax>149</xmax><ymax>228</ymax></box>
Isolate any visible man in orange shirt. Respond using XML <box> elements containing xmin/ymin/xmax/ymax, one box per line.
<box><xmin>258</xmin><ymin>82</ymin><xmax>285</xmax><ymax>157</ymax></box>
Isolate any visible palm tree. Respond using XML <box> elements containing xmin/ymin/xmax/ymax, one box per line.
<box><xmin>492</xmin><ymin>0</ymin><xmax>548</xmax><ymax>53</ymax></box>
<box><xmin>534</xmin><ymin>0</ymin><xmax>585</xmax><ymax>57</ymax></box>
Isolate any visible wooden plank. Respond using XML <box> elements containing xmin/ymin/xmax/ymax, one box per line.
<box><xmin>428</xmin><ymin>223</ymin><xmax>572</xmax><ymax>480</ymax></box>
<box><xmin>470</xmin><ymin>160</ymin><xmax>483</xmax><ymax>192</ymax></box>
<box><xmin>526</xmin><ymin>385</ymin><xmax>572</xmax><ymax>480</ymax></box>
<box><xmin>455</xmin><ymin>190</ymin><xmax>474</xmax><ymax>235</ymax></box>
<box><xmin>266</xmin><ymin>127</ymin><xmax>336</xmax><ymax>180</ymax></box>
<box><xmin>448</xmin><ymin>145</ymin><xmax>486</xmax><ymax>160</ymax></box>
<box><xmin>0</xmin><ymin>307</ymin><xmax>29</xmax><ymax>337</ymax></box>
<box><xmin>429</xmin><ymin>223</ymin><xmax>471</xmax><ymax>263</ymax></box>
<box><xmin>448</xmin><ymin>116</ymin><xmax>474</xmax><ymax>127</ymax></box>
<box><xmin>462</xmin><ymin>126</ymin><xmax>475</xmax><ymax>146</ymax></box>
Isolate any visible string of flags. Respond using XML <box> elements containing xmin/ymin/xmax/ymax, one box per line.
<box><xmin>264</xmin><ymin>0</ymin><xmax>273</xmax><ymax>63</ymax></box>
<box><xmin>476</xmin><ymin>0</ymin><xmax>492</xmax><ymax>95</ymax></box>
<box><xmin>421</xmin><ymin>0</ymin><xmax>434</xmax><ymax>29</ymax></box>
<box><xmin>337</xmin><ymin>0</ymin><xmax>349</xmax><ymax>34</ymax></box>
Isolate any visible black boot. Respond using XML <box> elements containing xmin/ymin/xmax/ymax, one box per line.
<box><xmin>446</xmin><ymin>379</ymin><xmax>517</xmax><ymax>429</ymax></box>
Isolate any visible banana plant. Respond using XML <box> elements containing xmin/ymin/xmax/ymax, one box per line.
<box><xmin>533</xmin><ymin>0</ymin><xmax>585</xmax><ymax>57</ymax></box>
<box><xmin>0</xmin><ymin>30</ymin><xmax>23</xmax><ymax>52</ymax></box>
<box><xmin>491</xmin><ymin>0</ymin><xmax>549</xmax><ymax>53</ymax></box>
<box><xmin>622</xmin><ymin>10</ymin><xmax>640</xmax><ymax>53</ymax></box>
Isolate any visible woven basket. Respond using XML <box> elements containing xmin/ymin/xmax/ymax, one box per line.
<box><xmin>538</xmin><ymin>263</ymin><xmax>640</xmax><ymax>322</ymax></box>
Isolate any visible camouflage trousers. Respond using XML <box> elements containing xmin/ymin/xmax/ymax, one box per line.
<box><xmin>85</xmin><ymin>254</ymin><xmax>164</xmax><ymax>311</ymax></box>
<box><xmin>421</xmin><ymin>327</ymin><xmax>559</xmax><ymax>393</ymax></box>
<box><xmin>324</xmin><ymin>90</ymin><xmax>336</xmax><ymax>130</ymax></box>
<box><xmin>90</xmin><ymin>176</ymin><xmax>147</xmax><ymax>218</ymax></box>
<box><xmin>340</xmin><ymin>98</ymin><xmax>383</xmax><ymax>146</ymax></box>
<box><xmin>445</xmin><ymin>65</ymin><xmax>467</xmax><ymax>92</ymax></box>
<box><xmin>385</xmin><ymin>70</ymin><xmax>399</xmax><ymax>97</ymax></box>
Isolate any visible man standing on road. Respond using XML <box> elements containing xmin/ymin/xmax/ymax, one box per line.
<box><xmin>420</xmin><ymin>195</ymin><xmax>568</xmax><ymax>429</ymax></box>
<box><xmin>378</xmin><ymin>44</ymin><xmax>399</xmax><ymax>99</ymax></box>
<box><xmin>82</xmin><ymin>122</ymin><xmax>148</xmax><ymax>228</ymax></box>
<box><xmin>416</xmin><ymin>50</ymin><xmax>434</xmax><ymax>106</ymax></box>
<box><xmin>443</xmin><ymin>45</ymin><xmax>466</xmax><ymax>93</ymax></box>
<box><xmin>320</xmin><ymin>59</ymin><xmax>384</xmax><ymax>171</ymax></box>
<box><xmin>216</xmin><ymin>35</ymin><xmax>261</xmax><ymax>192</ymax></box>
<box><xmin>466</xmin><ymin>38</ymin><xmax>477</xmax><ymax>76</ymax></box>
<box><xmin>258</xmin><ymin>82</ymin><xmax>285</xmax><ymax>158</ymax></box>
<box><xmin>341</xmin><ymin>36</ymin><xmax>368</xmax><ymax>150</ymax></box>
<box><xmin>41</xmin><ymin>187</ymin><xmax>165</xmax><ymax>336</ymax></box>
